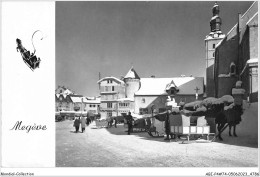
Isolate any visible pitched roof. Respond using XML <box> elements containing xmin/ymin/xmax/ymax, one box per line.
<box><xmin>117</xmin><ymin>98</ymin><xmax>134</xmax><ymax>102</ymax></box>
<box><xmin>124</xmin><ymin>67</ymin><xmax>140</xmax><ymax>80</ymax></box>
<box><xmin>70</xmin><ymin>96</ymin><xmax>83</xmax><ymax>103</ymax></box>
<box><xmin>97</xmin><ymin>76</ymin><xmax>125</xmax><ymax>84</ymax></box>
<box><xmin>135</xmin><ymin>77</ymin><xmax>204</xmax><ymax>96</ymax></box>
<box><xmin>69</xmin><ymin>96</ymin><xmax>101</xmax><ymax>104</ymax></box>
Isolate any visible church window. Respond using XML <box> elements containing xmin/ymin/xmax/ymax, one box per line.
<box><xmin>112</xmin><ymin>86</ymin><xmax>115</xmax><ymax>91</ymax></box>
<box><xmin>213</xmin><ymin>44</ymin><xmax>215</xmax><ymax>49</ymax></box>
<box><xmin>230</xmin><ymin>62</ymin><xmax>236</xmax><ymax>76</ymax></box>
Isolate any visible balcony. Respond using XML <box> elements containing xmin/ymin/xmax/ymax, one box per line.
<box><xmin>99</xmin><ymin>107</ymin><xmax>116</xmax><ymax>112</ymax></box>
<box><xmin>100</xmin><ymin>91</ymin><xmax>118</xmax><ymax>94</ymax></box>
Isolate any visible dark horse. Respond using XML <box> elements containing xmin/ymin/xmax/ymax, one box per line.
<box><xmin>215</xmin><ymin>104</ymin><xmax>243</xmax><ymax>141</ymax></box>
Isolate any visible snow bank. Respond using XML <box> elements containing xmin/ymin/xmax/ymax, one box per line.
<box><xmin>213</xmin><ymin>95</ymin><xmax>234</xmax><ymax>105</ymax></box>
<box><xmin>184</xmin><ymin>100</ymin><xmax>202</xmax><ymax>108</ymax></box>
<box><xmin>247</xmin><ymin>58</ymin><xmax>258</xmax><ymax>64</ymax></box>
<box><xmin>197</xmin><ymin>106</ymin><xmax>207</xmax><ymax>112</ymax></box>
<box><xmin>202</xmin><ymin>97</ymin><xmax>218</xmax><ymax>106</ymax></box>
<box><xmin>224</xmin><ymin>103</ymin><xmax>235</xmax><ymax>110</ymax></box>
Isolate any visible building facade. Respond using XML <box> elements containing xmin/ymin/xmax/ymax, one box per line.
<box><xmin>55</xmin><ymin>86</ymin><xmax>101</xmax><ymax>114</ymax></box>
<box><xmin>84</xmin><ymin>97</ymin><xmax>101</xmax><ymax>114</ymax></box>
<box><xmin>97</xmin><ymin>76</ymin><xmax>126</xmax><ymax>118</ymax></box>
<box><xmin>214</xmin><ymin>1</ymin><xmax>258</xmax><ymax>102</ymax></box>
<box><xmin>98</xmin><ymin>68</ymin><xmax>205</xmax><ymax>119</ymax></box>
<box><xmin>134</xmin><ymin>77</ymin><xmax>204</xmax><ymax>114</ymax></box>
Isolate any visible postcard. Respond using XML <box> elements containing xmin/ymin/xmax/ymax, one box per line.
<box><xmin>1</xmin><ymin>1</ymin><xmax>259</xmax><ymax>176</ymax></box>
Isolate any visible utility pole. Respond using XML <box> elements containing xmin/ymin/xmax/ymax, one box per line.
<box><xmin>99</xmin><ymin>72</ymin><xmax>101</xmax><ymax>91</ymax></box>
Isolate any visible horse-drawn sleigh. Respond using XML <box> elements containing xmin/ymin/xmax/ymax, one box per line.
<box><xmin>16</xmin><ymin>30</ymin><xmax>43</xmax><ymax>71</ymax></box>
<box><xmin>125</xmin><ymin>94</ymin><xmax>243</xmax><ymax>142</ymax></box>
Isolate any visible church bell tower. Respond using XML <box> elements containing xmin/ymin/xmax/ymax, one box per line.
<box><xmin>205</xmin><ymin>2</ymin><xmax>225</xmax><ymax>97</ymax></box>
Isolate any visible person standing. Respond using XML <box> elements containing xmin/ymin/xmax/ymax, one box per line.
<box><xmin>80</xmin><ymin>116</ymin><xmax>86</xmax><ymax>133</ymax></box>
<box><xmin>74</xmin><ymin>117</ymin><xmax>80</xmax><ymax>133</ymax></box>
<box><xmin>114</xmin><ymin>118</ymin><xmax>118</xmax><ymax>128</ymax></box>
<box><xmin>86</xmin><ymin>117</ymin><xmax>91</xmax><ymax>126</ymax></box>
<box><xmin>164</xmin><ymin>110</ymin><xmax>171</xmax><ymax>140</ymax></box>
<box><xmin>126</xmin><ymin>112</ymin><xmax>134</xmax><ymax>135</ymax></box>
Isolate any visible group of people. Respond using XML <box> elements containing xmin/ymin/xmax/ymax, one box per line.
<box><xmin>107</xmin><ymin>117</ymin><xmax>118</xmax><ymax>128</ymax></box>
<box><xmin>73</xmin><ymin>116</ymin><xmax>92</xmax><ymax>133</ymax></box>
<box><xmin>73</xmin><ymin>112</ymin><xmax>135</xmax><ymax>135</ymax></box>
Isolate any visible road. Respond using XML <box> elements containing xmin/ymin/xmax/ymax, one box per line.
<box><xmin>56</xmin><ymin>120</ymin><xmax>258</xmax><ymax>167</ymax></box>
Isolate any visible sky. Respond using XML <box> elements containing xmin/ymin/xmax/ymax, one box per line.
<box><xmin>56</xmin><ymin>1</ymin><xmax>254</xmax><ymax>96</ymax></box>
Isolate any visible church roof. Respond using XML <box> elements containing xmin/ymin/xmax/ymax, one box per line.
<box><xmin>135</xmin><ymin>77</ymin><xmax>204</xmax><ymax>96</ymax></box>
<box><xmin>124</xmin><ymin>67</ymin><xmax>140</xmax><ymax>80</ymax></box>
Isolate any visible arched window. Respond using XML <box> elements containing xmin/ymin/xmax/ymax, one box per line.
<box><xmin>213</xmin><ymin>44</ymin><xmax>215</xmax><ymax>49</ymax></box>
<box><xmin>230</xmin><ymin>62</ymin><xmax>236</xmax><ymax>75</ymax></box>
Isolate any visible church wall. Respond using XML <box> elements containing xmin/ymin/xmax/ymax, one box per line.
<box><xmin>217</xmin><ymin>77</ymin><xmax>237</xmax><ymax>98</ymax></box>
<box><xmin>215</xmin><ymin>35</ymin><xmax>239</xmax><ymax>98</ymax></box>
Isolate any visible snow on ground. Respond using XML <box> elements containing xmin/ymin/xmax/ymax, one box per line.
<box><xmin>56</xmin><ymin>117</ymin><xmax>258</xmax><ymax>167</ymax></box>
<box><xmin>237</xmin><ymin>102</ymin><xmax>258</xmax><ymax>141</ymax></box>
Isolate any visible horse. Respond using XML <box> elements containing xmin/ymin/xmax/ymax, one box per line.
<box><xmin>214</xmin><ymin>104</ymin><xmax>242</xmax><ymax>141</ymax></box>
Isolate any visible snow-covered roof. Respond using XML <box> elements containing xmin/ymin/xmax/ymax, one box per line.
<box><xmin>84</xmin><ymin>99</ymin><xmax>101</xmax><ymax>104</ymax></box>
<box><xmin>247</xmin><ymin>58</ymin><xmax>258</xmax><ymax>64</ymax></box>
<box><xmin>63</xmin><ymin>89</ymin><xmax>73</xmax><ymax>95</ymax></box>
<box><xmin>135</xmin><ymin>77</ymin><xmax>204</xmax><ymax>96</ymax></box>
<box><xmin>241</xmin><ymin>1</ymin><xmax>257</xmax><ymax>18</ymax></box>
<box><xmin>124</xmin><ymin>67</ymin><xmax>140</xmax><ymax>80</ymax></box>
<box><xmin>215</xmin><ymin>38</ymin><xmax>224</xmax><ymax>48</ymax></box>
<box><xmin>246</xmin><ymin>12</ymin><xmax>258</xmax><ymax>26</ymax></box>
<box><xmin>70</xmin><ymin>96</ymin><xmax>100</xmax><ymax>104</ymax></box>
<box><xmin>70</xmin><ymin>96</ymin><xmax>83</xmax><ymax>103</ymax></box>
<box><xmin>117</xmin><ymin>98</ymin><xmax>134</xmax><ymax>102</ymax></box>
<box><xmin>97</xmin><ymin>76</ymin><xmax>125</xmax><ymax>84</ymax></box>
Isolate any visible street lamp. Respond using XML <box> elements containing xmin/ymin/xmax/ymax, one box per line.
<box><xmin>151</xmin><ymin>104</ymin><xmax>155</xmax><ymax>128</ymax></box>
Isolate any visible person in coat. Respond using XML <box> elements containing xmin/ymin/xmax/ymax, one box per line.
<box><xmin>126</xmin><ymin>112</ymin><xmax>134</xmax><ymax>135</ymax></box>
<box><xmin>114</xmin><ymin>118</ymin><xmax>118</xmax><ymax>128</ymax></box>
<box><xmin>80</xmin><ymin>116</ymin><xmax>87</xmax><ymax>133</ymax></box>
<box><xmin>74</xmin><ymin>117</ymin><xmax>80</xmax><ymax>133</ymax></box>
